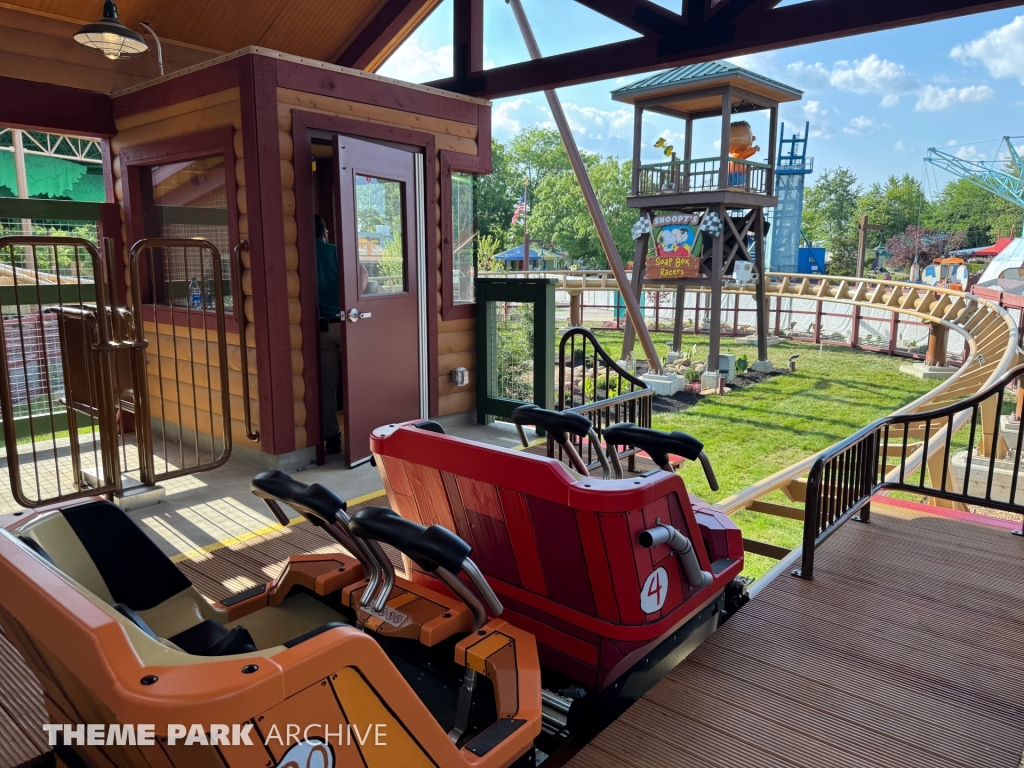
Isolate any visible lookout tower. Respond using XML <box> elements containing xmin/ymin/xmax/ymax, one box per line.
<box><xmin>770</xmin><ymin>122</ymin><xmax>814</xmax><ymax>273</ymax></box>
<box><xmin>612</xmin><ymin>61</ymin><xmax>802</xmax><ymax>381</ymax></box>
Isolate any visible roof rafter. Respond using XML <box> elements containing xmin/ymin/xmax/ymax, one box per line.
<box><xmin>571</xmin><ymin>0</ymin><xmax>687</xmax><ymax>37</ymax></box>
<box><xmin>334</xmin><ymin>0</ymin><xmax>442</xmax><ymax>72</ymax></box>
<box><xmin>428</xmin><ymin>0</ymin><xmax>1024</xmax><ymax>98</ymax></box>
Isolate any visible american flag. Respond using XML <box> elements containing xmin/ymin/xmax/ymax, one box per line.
<box><xmin>511</xmin><ymin>192</ymin><xmax>527</xmax><ymax>225</ymax></box>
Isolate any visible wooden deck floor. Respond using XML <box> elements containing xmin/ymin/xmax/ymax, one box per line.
<box><xmin>4</xmin><ymin>499</ymin><xmax>1024</xmax><ymax>767</ymax></box>
<box><xmin>567</xmin><ymin>499</ymin><xmax>1024</xmax><ymax>768</ymax></box>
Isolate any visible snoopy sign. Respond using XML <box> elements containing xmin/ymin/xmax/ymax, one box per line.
<box><xmin>648</xmin><ymin>213</ymin><xmax>702</xmax><ymax>279</ymax></box>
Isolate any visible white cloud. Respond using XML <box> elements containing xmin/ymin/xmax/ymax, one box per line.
<box><xmin>786</xmin><ymin>54</ymin><xmax>919</xmax><ymax>105</ymax></box>
<box><xmin>491</xmin><ymin>98</ymin><xmax>552</xmax><ymax>135</ymax></box>
<box><xmin>894</xmin><ymin>140</ymin><xmax>911</xmax><ymax>153</ymax></box>
<box><xmin>843</xmin><ymin>116</ymin><xmax>880</xmax><ymax>135</ymax></box>
<box><xmin>802</xmin><ymin>101</ymin><xmax>834</xmax><ymax>139</ymax></box>
<box><xmin>376</xmin><ymin>40</ymin><xmax>452</xmax><ymax>83</ymax></box>
<box><xmin>561</xmin><ymin>104</ymin><xmax>633</xmax><ymax>140</ymax></box>
<box><xmin>952</xmin><ymin>15</ymin><xmax>1024</xmax><ymax>84</ymax></box>
<box><xmin>915</xmin><ymin>84</ymin><xmax>994</xmax><ymax>111</ymax></box>
<box><xmin>954</xmin><ymin>145</ymin><xmax>987</xmax><ymax>162</ymax></box>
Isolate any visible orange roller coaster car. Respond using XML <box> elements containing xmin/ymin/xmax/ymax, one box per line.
<box><xmin>0</xmin><ymin>493</ymin><xmax>541</xmax><ymax>767</ymax></box>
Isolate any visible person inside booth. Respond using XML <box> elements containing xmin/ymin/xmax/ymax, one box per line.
<box><xmin>315</xmin><ymin>214</ymin><xmax>368</xmax><ymax>455</ymax></box>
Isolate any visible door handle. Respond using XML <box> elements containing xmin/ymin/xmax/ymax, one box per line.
<box><xmin>347</xmin><ymin>308</ymin><xmax>372</xmax><ymax>322</ymax></box>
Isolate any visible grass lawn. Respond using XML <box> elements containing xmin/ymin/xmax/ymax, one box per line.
<box><xmin>587</xmin><ymin>330</ymin><xmax>939</xmax><ymax>579</ymax></box>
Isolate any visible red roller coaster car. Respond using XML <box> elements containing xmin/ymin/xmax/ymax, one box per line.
<box><xmin>368</xmin><ymin>407</ymin><xmax>748</xmax><ymax>700</ymax></box>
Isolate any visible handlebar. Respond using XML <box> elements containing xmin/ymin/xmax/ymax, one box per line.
<box><xmin>603</xmin><ymin>423</ymin><xmax>719</xmax><ymax>491</ymax></box>
<box><xmin>250</xmin><ymin>471</ymin><xmax>395</xmax><ymax>613</ymax></box>
<box><xmin>511</xmin><ymin>405</ymin><xmax>614</xmax><ymax>478</ymax></box>
<box><xmin>350</xmin><ymin>507</ymin><xmax>503</xmax><ymax>631</ymax></box>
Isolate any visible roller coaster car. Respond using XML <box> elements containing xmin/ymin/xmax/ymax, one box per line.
<box><xmin>0</xmin><ymin>490</ymin><xmax>541</xmax><ymax>768</ymax></box>
<box><xmin>368</xmin><ymin>407</ymin><xmax>747</xmax><ymax>698</ymax></box>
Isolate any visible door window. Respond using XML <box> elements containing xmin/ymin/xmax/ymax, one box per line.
<box><xmin>355</xmin><ymin>175</ymin><xmax>405</xmax><ymax>295</ymax></box>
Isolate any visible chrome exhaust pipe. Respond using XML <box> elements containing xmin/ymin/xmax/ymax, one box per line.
<box><xmin>638</xmin><ymin>523</ymin><xmax>713</xmax><ymax>590</ymax></box>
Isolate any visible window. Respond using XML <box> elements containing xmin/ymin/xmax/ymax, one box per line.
<box><xmin>355</xmin><ymin>175</ymin><xmax>405</xmax><ymax>295</ymax></box>
<box><xmin>451</xmin><ymin>172</ymin><xmax>476</xmax><ymax>305</ymax></box>
<box><xmin>138</xmin><ymin>154</ymin><xmax>234</xmax><ymax>313</ymax></box>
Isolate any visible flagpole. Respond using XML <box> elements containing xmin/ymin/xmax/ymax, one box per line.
<box><xmin>521</xmin><ymin>177</ymin><xmax>530</xmax><ymax>270</ymax></box>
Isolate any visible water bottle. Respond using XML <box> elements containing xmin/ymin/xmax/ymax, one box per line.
<box><xmin>189</xmin><ymin>277</ymin><xmax>202</xmax><ymax>310</ymax></box>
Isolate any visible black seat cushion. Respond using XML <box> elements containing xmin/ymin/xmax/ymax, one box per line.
<box><xmin>17</xmin><ymin>536</ymin><xmax>55</xmax><ymax>566</ymax></box>
<box><xmin>284</xmin><ymin>622</ymin><xmax>346</xmax><ymax>648</ymax></box>
<box><xmin>112</xmin><ymin>603</ymin><xmax>159</xmax><ymax>641</ymax></box>
<box><xmin>250</xmin><ymin>471</ymin><xmax>346</xmax><ymax>527</ymax></box>
<box><xmin>170</xmin><ymin>620</ymin><xmax>258</xmax><ymax>656</ymax></box>
<box><xmin>414</xmin><ymin>420</ymin><xmax>446</xmax><ymax>435</ymax></box>
<box><xmin>61</xmin><ymin>501</ymin><xmax>192</xmax><ymax>611</ymax></box>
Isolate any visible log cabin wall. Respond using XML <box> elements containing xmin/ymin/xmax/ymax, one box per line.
<box><xmin>100</xmin><ymin>48</ymin><xmax>491</xmax><ymax>463</ymax></box>
<box><xmin>109</xmin><ymin>88</ymin><xmax>265</xmax><ymax>452</ymax></box>
<box><xmin>278</xmin><ymin>53</ymin><xmax>491</xmax><ymax>445</ymax></box>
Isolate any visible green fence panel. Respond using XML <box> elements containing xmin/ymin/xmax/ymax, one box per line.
<box><xmin>475</xmin><ymin>277</ymin><xmax>555</xmax><ymax>425</ymax></box>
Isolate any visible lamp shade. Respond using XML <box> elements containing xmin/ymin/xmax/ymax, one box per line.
<box><xmin>74</xmin><ymin>1</ymin><xmax>148</xmax><ymax>60</ymax></box>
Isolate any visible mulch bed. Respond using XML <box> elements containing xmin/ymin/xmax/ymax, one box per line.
<box><xmin>652</xmin><ymin>369</ymin><xmax>785</xmax><ymax>415</ymax></box>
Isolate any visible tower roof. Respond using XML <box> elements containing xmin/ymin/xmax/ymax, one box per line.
<box><xmin>612</xmin><ymin>60</ymin><xmax>802</xmax><ymax>116</ymax></box>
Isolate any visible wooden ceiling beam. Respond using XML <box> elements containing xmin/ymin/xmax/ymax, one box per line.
<box><xmin>334</xmin><ymin>0</ymin><xmax>442</xmax><ymax>72</ymax></box>
<box><xmin>571</xmin><ymin>0</ymin><xmax>686</xmax><ymax>37</ymax></box>
<box><xmin>430</xmin><ymin>0</ymin><xmax>1024</xmax><ymax>98</ymax></box>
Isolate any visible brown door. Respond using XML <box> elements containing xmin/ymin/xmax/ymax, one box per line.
<box><xmin>334</xmin><ymin>135</ymin><xmax>422</xmax><ymax>465</ymax></box>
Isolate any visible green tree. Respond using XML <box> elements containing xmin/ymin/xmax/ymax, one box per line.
<box><xmin>925</xmin><ymin>177</ymin><xmax>1023</xmax><ymax>248</ymax></box>
<box><xmin>855</xmin><ymin>174</ymin><xmax>930</xmax><ymax>246</ymax></box>
<box><xmin>475</xmin><ymin>128</ymin><xmax>634</xmax><ymax>266</ymax></box>
<box><xmin>475</xmin><ymin>139</ymin><xmax>518</xmax><ymax>250</ymax></box>
<box><xmin>528</xmin><ymin>152</ymin><xmax>633</xmax><ymax>267</ymax></box>
<box><xmin>802</xmin><ymin>167</ymin><xmax>862</xmax><ymax>275</ymax></box>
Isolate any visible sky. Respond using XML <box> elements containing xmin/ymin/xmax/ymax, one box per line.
<box><xmin>377</xmin><ymin>0</ymin><xmax>1024</xmax><ymax>197</ymax></box>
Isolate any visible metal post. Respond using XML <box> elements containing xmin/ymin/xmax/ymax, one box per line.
<box><xmin>621</xmin><ymin>229</ymin><xmax>649</xmax><ymax>361</ymax></box>
<box><xmin>708</xmin><ymin>203</ymin><xmax>724</xmax><ymax>372</ymax></box>
<box><xmin>507</xmin><ymin>0</ymin><xmax>662</xmax><ymax>373</ymax></box>
<box><xmin>12</xmin><ymin>130</ymin><xmax>31</xmax><ymax>235</ymax></box>
<box><xmin>719</xmin><ymin>90</ymin><xmax>733</xmax><ymax>190</ymax></box>
<box><xmin>631</xmin><ymin>107</ymin><xmax>643</xmax><ymax>195</ymax></box>
<box><xmin>672</xmin><ymin>285</ymin><xmax>685</xmax><ymax>353</ymax></box>
<box><xmin>857</xmin><ymin>215</ymin><xmax>867</xmax><ymax>278</ymax></box>
<box><xmin>521</xmin><ymin>177</ymin><xmax>530</xmax><ymax>269</ymax></box>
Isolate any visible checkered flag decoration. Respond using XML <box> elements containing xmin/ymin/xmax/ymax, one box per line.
<box><xmin>700</xmin><ymin>210</ymin><xmax>723</xmax><ymax>237</ymax></box>
<box><xmin>631</xmin><ymin>216</ymin><xmax>652</xmax><ymax>240</ymax></box>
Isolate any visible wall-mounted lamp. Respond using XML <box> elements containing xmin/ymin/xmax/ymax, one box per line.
<box><xmin>137</xmin><ymin>21</ymin><xmax>164</xmax><ymax>76</ymax></box>
<box><xmin>74</xmin><ymin>1</ymin><xmax>149</xmax><ymax>61</ymax></box>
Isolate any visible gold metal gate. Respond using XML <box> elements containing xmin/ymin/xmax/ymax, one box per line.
<box><xmin>129</xmin><ymin>238</ymin><xmax>232</xmax><ymax>485</ymax></box>
<box><xmin>0</xmin><ymin>235</ymin><xmax>234</xmax><ymax>510</ymax></box>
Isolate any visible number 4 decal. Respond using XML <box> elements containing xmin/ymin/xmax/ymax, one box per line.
<box><xmin>640</xmin><ymin>566</ymin><xmax>669</xmax><ymax>613</ymax></box>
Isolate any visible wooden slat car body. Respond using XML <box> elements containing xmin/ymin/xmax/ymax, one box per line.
<box><xmin>370</xmin><ymin>420</ymin><xmax>745</xmax><ymax>690</ymax></box>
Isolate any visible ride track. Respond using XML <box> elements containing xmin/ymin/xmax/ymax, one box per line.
<box><xmin>495</xmin><ymin>270</ymin><xmax>1024</xmax><ymax>532</ymax></box>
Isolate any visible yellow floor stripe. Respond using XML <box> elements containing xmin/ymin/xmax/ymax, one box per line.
<box><xmin>169</xmin><ymin>489</ymin><xmax>388</xmax><ymax>563</ymax></box>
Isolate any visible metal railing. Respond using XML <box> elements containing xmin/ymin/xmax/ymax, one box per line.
<box><xmin>636</xmin><ymin>156</ymin><xmax>770</xmax><ymax>197</ymax></box>
<box><xmin>795</xmin><ymin>363</ymin><xmax>1024</xmax><ymax>579</ymax></box>
<box><xmin>0</xmin><ymin>236</ymin><xmax>124</xmax><ymax>507</ymax></box>
<box><xmin>130</xmin><ymin>239</ymin><xmax>233</xmax><ymax>485</ymax></box>
<box><xmin>233</xmin><ymin>241</ymin><xmax>259</xmax><ymax>443</ymax></box>
<box><xmin>553</xmin><ymin>327</ymin><xmax>651</xmax><ymax>473</ymax></box>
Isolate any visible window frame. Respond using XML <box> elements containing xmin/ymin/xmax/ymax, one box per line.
<box><xmin>440</xmin><ymin>152</ymin><xmax>480</xmax><ymax>321</ymax></box>
<box><xmin>120</xmin><ymin>127</ymin><xmax>240</xmax><ymax>333</ymax></box>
